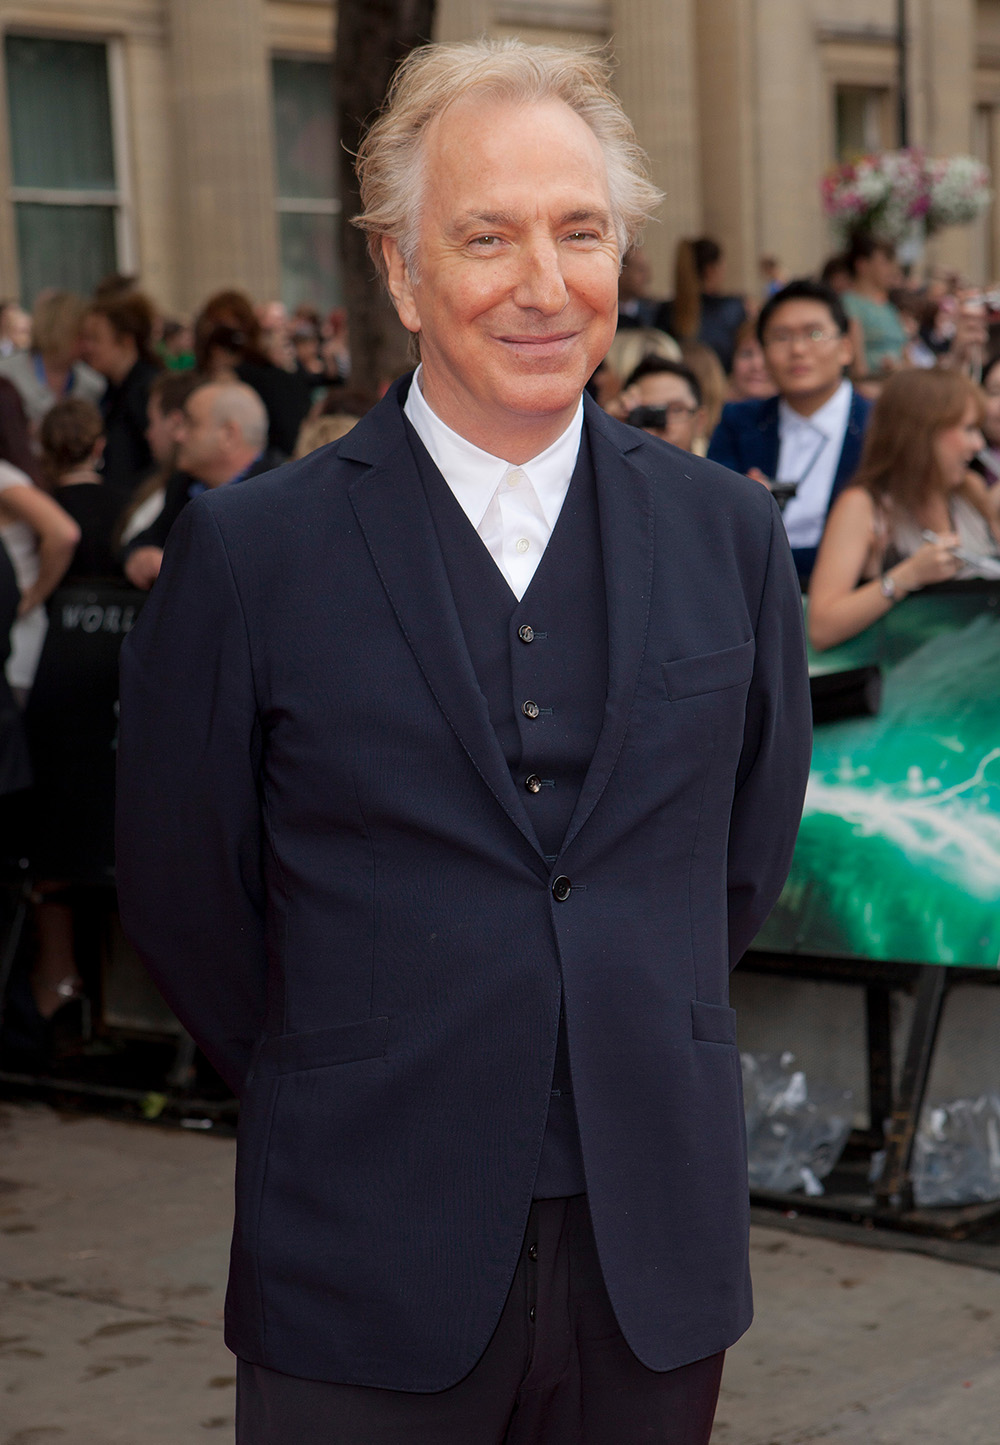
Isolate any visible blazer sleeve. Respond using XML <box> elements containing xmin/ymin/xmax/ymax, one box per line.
<box><xmin>726</xmin><ymin>501</ymin><xmax>811</xmax><ymax>966</ymax></box>
<box><xmin>705</xmin><ymin>404</ymin><xmax>742</xmax><ymax>472</ymax></box>
<box><xmin>116</xmin><ymin>498</ymin><xmax>266</xmax><ymax>1092</ymax></box>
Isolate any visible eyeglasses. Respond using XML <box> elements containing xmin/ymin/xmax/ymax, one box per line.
<box><xmin>763</xmin><ymin>327</ymin><xmax>842</xmax><ymax>350</ymax></box>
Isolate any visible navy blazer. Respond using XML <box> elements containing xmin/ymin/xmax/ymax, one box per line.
<box><xmin>707</xmin><ymin>388</ymin><xmax>872</xmax><ymax>579</ymax></box>
<box><xmin>116</xmin><ymin>378</ymin><xmax>811</xmax><ymax>1390</ymax></box>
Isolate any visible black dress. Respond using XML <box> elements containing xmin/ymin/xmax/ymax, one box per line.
<box><xmin>55</xmin><ymin>482</ymin><xmax>125</xmax><ymax>581</ymax></box>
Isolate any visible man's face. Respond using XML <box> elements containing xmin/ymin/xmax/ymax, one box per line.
<box><xmin>384</xmin><ymin>94</ymin><xmax>620</xmax><ymax>457</ymax></box>
<box><xmin>146</xmin><ymin>396</ymin><xmax>183</xmax><ymax>465</ymax></box>
<box><xmin>761</xmin><ymin>299</ymin><xmax>853</xmax><ymax>404</ymax></box>
<box><xmin>175</xmin><ymin>387</ymin><xmax>226</xmax><ymax>482</ymax></box>
<box><xmin>622</xmin><ymin>372</ymin><xmax>704</xmax><ymax>453</ymax></box>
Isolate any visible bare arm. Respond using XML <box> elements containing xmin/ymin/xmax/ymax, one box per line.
<box><xmin>807</xmin><ymin>488</ymin><xmax>961</xmax><ymax>651</ymax></box>
<box><xmin>0</xmin><ymin>482</ymin><xmax>80</xmax><ymax>614</ymax></box>
<box><xmin>962</xmin><ymin>471</ymin><xmax>1000</xmax><ymax>549</ymax></box>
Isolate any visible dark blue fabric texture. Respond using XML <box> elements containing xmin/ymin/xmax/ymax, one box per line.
<box><xmin>116</xmin><ymin>375</ymin><xmax>812</xmax><ymax>1391</ymax></box>
<box><xmin>413</xmin><ymin>421</ymin><xmax>608</xmax><ymax>1198</ymax></box>
<box><xmin>706</xmin><ymin>389</ymin><xmax>872</xmax><ymax>581</ymax></box>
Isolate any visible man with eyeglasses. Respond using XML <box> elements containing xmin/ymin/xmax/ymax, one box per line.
<box><xmin>708</xmin><ymin>279</ymin><xmax>872</xmax><ymax>582</ymax></box>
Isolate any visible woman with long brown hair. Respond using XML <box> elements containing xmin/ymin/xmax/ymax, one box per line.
<box><xmin>808</xmin><ymin>368</ymin><xmax>996</xmax><ymax>650</ymax></box>
<box><xmin>661</xmin><ymin>236</ymin><xmax>747</xmax><ymax>372</ymax></box>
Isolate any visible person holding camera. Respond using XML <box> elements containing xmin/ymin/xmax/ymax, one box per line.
<box><xmin>707</xmin><ymin>279</ymin><xmax>872</xmax><ymax>582</ymax></box>
<box><xmin>606</xmin><ymin>357</ymin><xmax>706</xmax><ymax>453</ymax></box>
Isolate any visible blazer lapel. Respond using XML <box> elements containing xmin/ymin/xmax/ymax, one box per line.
<box><xmin>755</xmin><ymin>396</ymin><xmax>781</xmax><ymax>479</ymax></box>
<box><xmin>560</xmin><ymin>400</ymin><xmax>655</xmax><ymax>856</ymax></box>
<box><xmin>343</xmin><ymin>382</ymin><xmax>546</xmax><ymax>865</ymax></box>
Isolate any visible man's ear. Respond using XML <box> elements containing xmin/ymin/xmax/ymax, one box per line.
<box><xmin>383</xmin><ymin>238</ymin><xmax>420</xmax><ymax>336</ymax></box>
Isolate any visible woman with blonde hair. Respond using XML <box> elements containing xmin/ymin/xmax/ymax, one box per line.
<box><xmin>808</xmin><ymin>368</ymin><xmax>996</xmax><ymax>650</ymax></box>
<box><xmin>0</xmin><ymin>290</ymin><xmax>104</xmax><ymax>426</ymax></box>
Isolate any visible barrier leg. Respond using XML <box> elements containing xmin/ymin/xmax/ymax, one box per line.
<box><xmin>875</xmin><ymin>965</ymin><xmax>948</xmax><ymax>1211</ymax></box>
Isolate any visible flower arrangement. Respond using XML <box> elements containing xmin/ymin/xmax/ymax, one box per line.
<box><xmin>821</xmin><ymin>149</ymin><xmax>991</xmax><ymax>243</ymax></box>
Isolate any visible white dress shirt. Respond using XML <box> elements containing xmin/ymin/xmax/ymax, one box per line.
<box><xmin>776</xmin><ymin>379</ymin><xmax>853</xmax><ymax>549</ymax></box>
<box><xmin>404</xmin><ymin>366</ymin><xmax>583</xmax><ymax>600</ymax></box>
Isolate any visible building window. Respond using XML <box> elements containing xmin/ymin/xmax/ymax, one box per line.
<box><xmin>272</xmin><ymin>57</ymin><xmax>340</xmax><ymax>312</ymax></box>
<box><xmin>5</xmin><ymin>35</ymin><xmax>131</xmax><ymax>305</ymax></box>
<box><xmin>835</xmin><ymin>85</ymin><xmax>892</xmax><ymax>162</ymax></box>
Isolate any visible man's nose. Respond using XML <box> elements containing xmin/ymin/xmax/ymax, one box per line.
<box><xmin>512</xmin><ymin>239</ymin><xmax>568</xmax><ymax>313</ymax></box>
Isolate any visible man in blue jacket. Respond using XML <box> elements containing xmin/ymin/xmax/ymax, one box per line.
<box><xmin>708</xmin><ymin>279</ymin><xmax>872</xmax><ymax>582</ymax></box>
<box><xmin>117</xmin><ymin>38</ymin><xmax>811</xmax><ymax>1445</ymax></box>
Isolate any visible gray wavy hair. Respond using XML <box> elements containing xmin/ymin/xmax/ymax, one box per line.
<box><xmin>353</xmin><ymin>38</ymin><xmax>663</xmax><ymax>285</ymax></box>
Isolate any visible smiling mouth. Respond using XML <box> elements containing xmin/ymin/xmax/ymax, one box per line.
<box><xmin>498</xmin><ymin>332</ymin><xmax>577</xmax><ymax>346</ymax></box>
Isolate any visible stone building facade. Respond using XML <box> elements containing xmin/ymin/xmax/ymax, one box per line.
<box><xmin>0</xmin><ymin>0</ymin><xmax>997</xmax><ymax>316</ymax></box>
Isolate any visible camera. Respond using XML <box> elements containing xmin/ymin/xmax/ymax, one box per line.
<box><xmin>626</xmin><ymin>405</ymin><xmax>668</xmax><ymax>430</ymax></box>
<box><xmin>767</xmin><ymin>480</ymin><xmax>798</xmax><ymax>513</ymax></box>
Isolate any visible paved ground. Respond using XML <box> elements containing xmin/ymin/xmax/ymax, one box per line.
<box><xmin>1</xmin><ymin>1100</ymin><xmax>999</xmax><ymax>1444</ymax></box>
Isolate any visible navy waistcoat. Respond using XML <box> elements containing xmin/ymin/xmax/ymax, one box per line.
<box><xmin>410</xmin><ymin>423</ymin><xmax>609</xmax><ymax>1196</ymax></box>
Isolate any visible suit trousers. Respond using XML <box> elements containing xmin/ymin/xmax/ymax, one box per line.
<box><xmin>236</xmin><ymin>1195</ymin><xmax>724</xmax><ymax>1445</ymax></box>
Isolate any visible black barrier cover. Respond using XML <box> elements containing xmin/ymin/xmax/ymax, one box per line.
<box><xmin>23</xmin><ymin>586</ymin><xmax>145</xmax><ymax>882</ymax></box>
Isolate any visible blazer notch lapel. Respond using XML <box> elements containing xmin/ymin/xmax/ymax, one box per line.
<box><xmin>560</xmin><ymin>409</ymin><xmax>655</xmax><ymax>855</ymax></box>
<box><xmin>347</xmin><ymin>424</ymin><xmax>545</xmax><ymax>866</ymax></box>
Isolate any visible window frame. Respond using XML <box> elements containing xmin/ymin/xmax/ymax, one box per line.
<box><xmin>271</xmin><ymin>50</ymin><xmax>341</xmax><ymax>310</ymax></box>
<box><xmin>3</xmin><ymin>28</ymin><xmax>137</xmax><ymax>299</ymax></box>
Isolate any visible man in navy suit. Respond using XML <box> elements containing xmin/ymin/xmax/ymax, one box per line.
<box><xmin>117</xmin><ymin>39</ymin><xmax>811</xmax><ymax>1445</ymax></box>
<box><xmin>708</xmin><ymin>279</ymin><xmax>872</xmax><ymax>582</ymax></box>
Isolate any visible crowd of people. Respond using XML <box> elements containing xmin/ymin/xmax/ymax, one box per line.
<box><xmin>1</xmin><ymin>226</ymin><xmax>999</xmax><ymax>1052</ymax></box>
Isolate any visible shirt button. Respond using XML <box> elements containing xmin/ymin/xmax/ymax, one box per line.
<box><xmin>522</xmin><ymin>700</ymin><xmax>540</xmax><ymax>719</ymax></box>
<box><xmin>518</xmin><ymin>625</ymin><xmax>535</xmax><ymax>643</ymax></box>
<box><xmin>525</xmin><ymin>774</ymin><xmax>542</xmax><ymax>794</ymax></box>
<box><xmin>552</xmin><ymin>876</ymin><xmax>571</xmax><ymax>902</ymax></box>
<box><xmin>516</xmin><ymin>537</ymin><xmax>530</xmax><ymax>554</ymax></box>
<box><xmin>529</xmin><ymin>1305</ymin><xmax>536</xmax><ymax>1322</ymax></box>
<box><xmin>528</xmin><ymin>1242</ymin><xmax>538</xmax><ymax>1261</ymax></box>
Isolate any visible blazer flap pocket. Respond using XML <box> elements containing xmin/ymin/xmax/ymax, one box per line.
<box><xmin>691</xmin><ymin>1000</ymin><xmax>737</xmax><ymax>1046</ymax></box>
<box><xmin>257</xmin><ymin>1015</ymin><xmax>389</xmax><ymax>1076</ymax></box>
<box><xmin>662</xmin><ymin>638</ymin><xmax>755</xmax><ymax>701</ymax></box>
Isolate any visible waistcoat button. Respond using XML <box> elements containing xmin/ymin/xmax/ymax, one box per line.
<box><xmin>518</xmin><ymin>625</ymin><xmax>535</xmax><ymax>643</ymax></box>
<box><xmin>552</xmin><ymin>876</ymin><xmax>571</xmax><ymax>902</ymax></box>
<box><xmin>525</xmin><ymin>774</ymin><xmax>542</xmax><ymax>793</ymax></box>
<box><xmin>522</xmin><ymin>700</ymin><xmax>540</xmax><ymax>719</ymax></box>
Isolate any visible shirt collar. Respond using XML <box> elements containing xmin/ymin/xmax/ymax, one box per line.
<box><xmin>403</xmin><ymin>365</ymin><xmax>583</xmax><ymax>530</ymax></box>
<box><xmin>779</xmin><ymin>379</ymin><xmax>853</xmax><ymax>440</ymax></box>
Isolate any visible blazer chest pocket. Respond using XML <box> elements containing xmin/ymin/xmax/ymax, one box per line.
<box><xmin>662</xmin><ymin>638</ymin><xmax>755</xmax><ymax>701</ymax></box>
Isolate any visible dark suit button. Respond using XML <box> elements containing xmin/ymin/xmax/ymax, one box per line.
<box><xmin>518</xmin><ymin>625</ymin><xmax>535</xmax><ymax>643</ymax></box>
<box><xmin>522</xmin><ymin>700</ymin><xmax>540</xmax><ymax>719</ymax></box>
<box><xmin>528</xmin><ymin>1242</ymin><xmax>538</xmax><ymax>1261</ymax></box>
<box><xmin>552</xmin><ymin>876</ymin><xmax>571</xmax><ymax>902</ymax></box>
<box><xmin>529</xmin><ymin>1305</ymin><xmax>536</xmax><ymax>1322</ymax></box>
<box><xmin>525</xmin><ymin>774</ymin><xmax>542</xmax><ymax>794</ymax></box>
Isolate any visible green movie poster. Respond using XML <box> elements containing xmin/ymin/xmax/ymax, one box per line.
<box><xmin>755</xmin><ymin>584</ymin><xmax>1000</xmax><ymax>969</ymax></box>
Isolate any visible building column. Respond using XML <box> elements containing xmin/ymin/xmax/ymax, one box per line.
<box><xmin>168</xmin><ymin>0</ymin><xmax>279</xmax><ymax>312</ymax></box>
<box><xmin>920</xmin><ymin>0</ymin><xmax>976</xmax><ymax>277</ymax></box>
<box><xmin>752</xmin><ymin>0</ymin><xmax>828</xmax><ymax>280</ymax></box>
<box><xmin>694</xmin><ymin>0</ymin><xmax>758</xmax><ymax>296</ymax></box>
<box><xmin>434</xmin><ymin>0</ymin><xmax>492</xmax><ymax>42</ymax></box>
<box><xmin>611</xmin><ymin>0</ymin><xmax>702</xmax><ymax>297</ymax></box>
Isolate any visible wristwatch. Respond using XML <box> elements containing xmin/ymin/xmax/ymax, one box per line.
<box><xmin>879</xmin><ymin>573</ymin><xmax>898</xmax><ymax>602</ymax></box>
